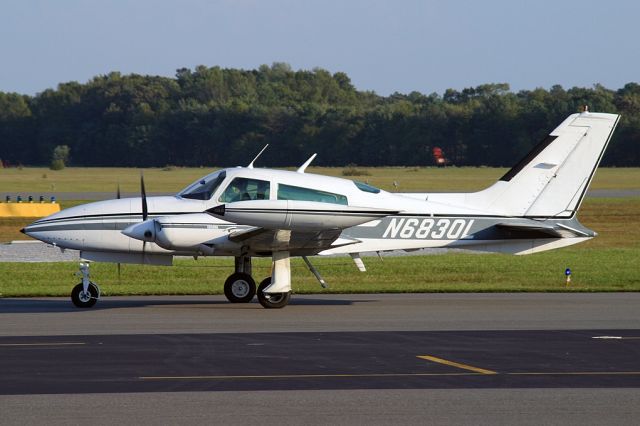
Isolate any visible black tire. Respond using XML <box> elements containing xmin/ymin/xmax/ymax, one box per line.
<box><xmin>224</xmin><ymin>273</ymin><xmax>256</xmax><ymax>303</ymax></box>
<box><xmin>71</xmin><ymin>282</ymin><xmax>99</xmax><ymax>308</ymax></box>
<box><xmin>257</xmin><ymin>277</ymin><xmax>291</xmax><ymax>309</ymax></box>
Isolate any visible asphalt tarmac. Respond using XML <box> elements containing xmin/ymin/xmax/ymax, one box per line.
<box><xmin>2</xmin><ymin>293</ymin><xmax>640</xmax><ymax>425</ymax></box>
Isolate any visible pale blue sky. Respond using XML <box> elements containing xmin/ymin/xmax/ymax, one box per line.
<box><xmin>1</xmin><ymin>0</ymin><xmax>638</xmax><ymax>95</ymax></box>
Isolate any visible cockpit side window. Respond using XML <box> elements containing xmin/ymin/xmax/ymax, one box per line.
<box><xmin>277</xmin><ymin>184</ymin><xmax>348</xmax><ymax>205</ymax></box>
<box><xmin>180</xmin><ymin>172</ymin><xmax>226</xmax><ymax>200</ymax></box>
<box><xmin>219</xmin><ymin>177</ymin><xmax>271</xmax><ymax>202</ymax></box>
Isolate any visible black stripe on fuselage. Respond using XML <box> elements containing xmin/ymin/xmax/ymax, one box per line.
<box><xmin>33</xmin><ymin>211</ymin><xmax>196</xmax><ymax>225</ymax></box>
<box><xmin>31</xmin><ymin>211</ymin><xmax>574</xmax><ymax>228</ymax></box>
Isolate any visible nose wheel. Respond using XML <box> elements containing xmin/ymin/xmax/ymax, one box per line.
<box><xmin>71</xmin><ymin>282</ymin><xmax>100</xmax><ymax>308</ymax></box>
<box><xmin>71</xmin><ymin>261</ymin><xmax>100</xmax><ymax>308</ymax></box>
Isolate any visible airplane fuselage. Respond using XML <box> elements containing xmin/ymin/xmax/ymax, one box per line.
<box><xmin>24</xmin><ymin>167</ymin><xmax>594</xmax><ymax>261</ymax></box>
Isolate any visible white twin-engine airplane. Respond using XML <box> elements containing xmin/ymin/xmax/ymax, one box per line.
<box><xmin>23</xmin><ymin>110</ymin><xmax>619</xmax><ymax>309</ymax></box>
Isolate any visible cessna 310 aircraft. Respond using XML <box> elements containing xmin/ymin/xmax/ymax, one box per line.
<box><xmin>22</xmin><ymin>110</ymin><xmax>619</xmax><ymax>309</ymax></box>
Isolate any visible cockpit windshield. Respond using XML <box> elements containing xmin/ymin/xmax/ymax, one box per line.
<box><xmin>353</xmin><ymin>181</ymin><xmax>381</xmax><ymax>194</ymax></box>
<box><xmin>179</xmin><ymin>171</ymin><xmax>227</xmax><ymax>200</ymax></box>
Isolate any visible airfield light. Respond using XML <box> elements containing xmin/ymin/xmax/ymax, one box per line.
<box><xmin>565</xmin><ymin>268</ymin><xmax>572</xmax><ymax>286</ymax></box>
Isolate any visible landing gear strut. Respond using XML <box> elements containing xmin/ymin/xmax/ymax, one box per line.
<box><xmin>223</xmin><ymin>252</ymin><xmax>293</xmax><ymax>308</ymax></box>
<box><xmin>257</xmin><ymin>251</ymin><xmax>292</xmax><ymax>309</ymax></box>
<box><xmin>223</xmin><ymin>256</ymin><xmax>256</xmax><ymax>303</ymax></box>
<box><xmin>71</xmin><ymin>262</ymin><xmax>100</xmax><ymax>308</ymax></box>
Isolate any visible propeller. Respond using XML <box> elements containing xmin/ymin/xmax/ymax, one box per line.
<box><xmin>141</xmin><ymin>173</ymin><xmax>148</xmax><ymax>221</ymax></box>
<box><xmin>116</xmin><ymin>182</ymin><xmax>121</xmax><ymax>278</ymax></box>
<box><xmin>140</xmin><ymin>172</ymin><xmax>149</xmax><ymax>263</ymax></box>
<box><xmin>121</xmin><ymin>172</ymin><xmax>159</xmax><ymax>264</ymax></box>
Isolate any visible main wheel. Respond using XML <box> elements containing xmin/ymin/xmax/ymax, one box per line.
<box><xmin>71</xmin><ymin>282</ymin><xmax>99</xmax><ymax>308</ymax></box>
<box><xmin>224</xmin><ymin>273</ymin><xmax>256</xmax><ymax>303</ymax></box>
<box><xmin>257</xmin><ymin>277</ymin><xmax>291</xmax><ymax>309</ymax></box>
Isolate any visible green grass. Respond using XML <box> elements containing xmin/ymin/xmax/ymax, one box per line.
<box><xmin>1</xmin><ymin>166</ymin><xmax>639</xmax><ymax>193</ymax></box>
<box><xmin>0</xmin><ymin>248</ymin><xmax>638</xmax><ymax>297</ymax></box>
<box><xmin>0</xmin><ymin>196</ymin><xmax>638</xmax><ymax>296</ymax></box>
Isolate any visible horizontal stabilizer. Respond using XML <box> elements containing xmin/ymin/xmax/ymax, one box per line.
<box><xmin>495</xmin><ymin>219</ymin><xmax>594</xmax><ymax>238</ymax></box>
<box><xmin>495</xmin><ymin>222</ymin><xmax>563</xmax><ymax>238</ymax></box>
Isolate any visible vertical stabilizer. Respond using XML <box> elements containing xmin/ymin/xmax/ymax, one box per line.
<box><xmin>469</xmin><ymin>111</ymin><xmax>619</xmax><ymax>218</ymax></box>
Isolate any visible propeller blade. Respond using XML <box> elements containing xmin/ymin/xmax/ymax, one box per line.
<box><xmin>117</xmin><ymin>262</ymin><xmax>121</xmax><ymax>280</ymax></box>
<box><xmin>116</xmin><ymin>182</ymin><xmax>121</xmax><ymax>199</ymax></box>
<box><xmin>140</xmin><ymin>173</ymin><xmax>148</xmax><ymax>221</ymax></box>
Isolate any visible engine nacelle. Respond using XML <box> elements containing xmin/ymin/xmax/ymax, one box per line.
<box><xmin>123</xmin><ymin>213</ymin><xmax>234</xmax><ymax>251</ymax></box>
<box><xmin>207</xmin><ymin>200</ymin><xmax>398</xmax><ymax>231</ymax></box>
<box><xmin>154</xmin><ymin>213</ymin><xmax>234</xmax><ymax>250</ymax></box>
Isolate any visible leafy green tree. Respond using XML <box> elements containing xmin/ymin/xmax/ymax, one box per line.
<box><xmin>50</xmin><ymin>145</ymin><xmax>70</xmax><ymax>170</ymax></box>
<box><xmin>0</xmin><ymin>65</ymin><xmax>638</xmax><ymax>168</ymax></box>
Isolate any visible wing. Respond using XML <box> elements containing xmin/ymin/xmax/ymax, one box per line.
<box><xmin>208</xmin><ymin>226</ymin><xmax>359</xmax><ymax>256</ymax></box>
<box><xmin>203</xmin><ymin>200</ymin><xmax>397</xmax><ymax>256</ymax></box>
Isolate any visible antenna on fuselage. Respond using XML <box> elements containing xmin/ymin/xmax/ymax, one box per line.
<box><xmin>297</xmin><ymin>153</ymin><xmax>317</xmax><ymax>173</ymax></box>
<box><xmin>247</xmin><ymin>144</ymin><xmax>269</xmax><ymax>169</ymax></box>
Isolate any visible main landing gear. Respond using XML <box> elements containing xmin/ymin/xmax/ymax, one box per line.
<box><xmin>223</xmin><ymin>252</ymin><xmax>294</xmax><ymax>309</ymax></box>
<box><xmin>71</xmin><ymin>262</ymin><xmax>100</xmax><ymax>308</ymax></box>
<box><xmin>69</xmin><ymin>253</ymin><xmax>322</xmax><ymax>310</ymax></box>
<box><xmin>257</xmin><ymin>277</ymin><xmax>291</xmax><ymax>309</ymax></box>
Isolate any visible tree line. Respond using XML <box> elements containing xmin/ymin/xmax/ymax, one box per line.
<box><xmin>1</xmin><ymin>63</ymin><xmax>638</xmax><ymax>168</ymax></box>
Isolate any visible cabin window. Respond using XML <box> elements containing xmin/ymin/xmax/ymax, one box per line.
<box><xmin>180</xmin><ymin>172</ymin><xmax>226</xmax><ymax>200</ymax></box>
<box><xmin>277</xmin><ymin>184</ymin><xmax>348</xmax><ymax>205</ymax></box>
<box><xmin>219</xmin><ymin>177</ymin><xmax>271</xmax><ymax>202</ymax></box>
<box><xmin>353</xmin><ymin>181</ymin><xmax>381</xmax><ymax>194</ymax></box>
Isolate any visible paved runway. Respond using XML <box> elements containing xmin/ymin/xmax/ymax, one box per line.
<box><xmin>3</xmin><ymin>329</ymin><xmax>640</xmax><ymax>395</ymax></box>
<box><xmin>2</xmin><ymin>293</ymin><xmax>640</xmax><ymax>425</ymax></box>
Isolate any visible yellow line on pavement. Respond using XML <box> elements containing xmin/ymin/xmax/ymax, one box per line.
<box><xmin>0</xmin><ymin>342</ymin><xmax>86</xmax><ymax>347</ymax></box>
<box><xmin>417</xmin><ymin>355</ymin><xmax>498</xmax><ymax>375</ymax></box>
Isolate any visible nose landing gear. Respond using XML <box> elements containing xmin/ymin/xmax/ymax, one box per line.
<box><xmin>71</xmin><ymin>262</ymin><xmax>100</xmax><ymax>308</ymax></box>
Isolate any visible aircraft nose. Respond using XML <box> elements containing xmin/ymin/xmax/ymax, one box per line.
<box><xmin>20</xmin><ymin>222</ymin><xmax>49</xmax><ymax>243</ymax></box>
<box><xmin>21</xmin><ymin>223</ymin><xmax>36</xmax><ymax>237</ymax></box>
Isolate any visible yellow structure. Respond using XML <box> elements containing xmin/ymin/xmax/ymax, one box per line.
<box><xmin>0</xmin><ymin>203</ymin><xmax>60</xmax><ymax>217</ymax></box>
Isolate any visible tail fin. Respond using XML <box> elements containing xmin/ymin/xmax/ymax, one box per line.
<box><xmin>470</xmin><ymin>111</ymin><xmax>620</xmax><ymax>218</ymax></box>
